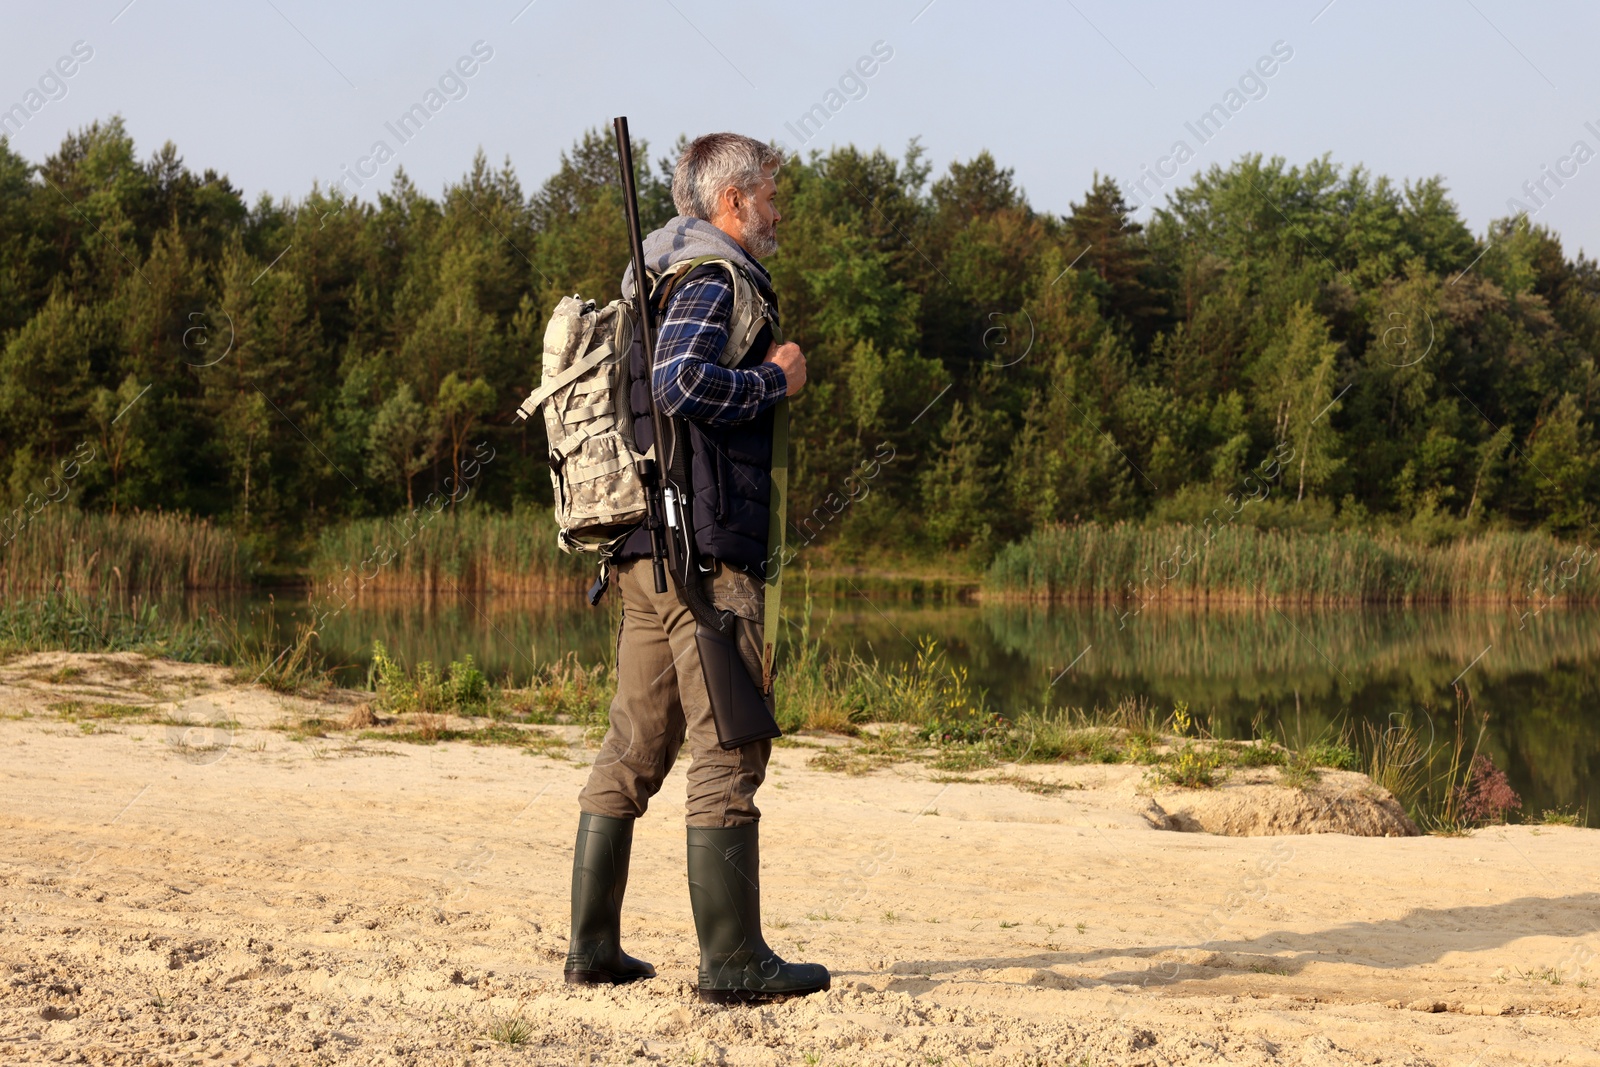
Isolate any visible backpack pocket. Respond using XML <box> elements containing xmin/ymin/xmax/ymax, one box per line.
<box><xmin>563</xmin><ymin>429</ymin><xmax>646</xmax><ymax>533</ymax></box>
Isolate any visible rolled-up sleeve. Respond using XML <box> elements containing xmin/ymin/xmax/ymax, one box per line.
<box><xmin>653</xmin><ymin>275</ymin><xmax>786</xmax><ymax>425</ymax></box>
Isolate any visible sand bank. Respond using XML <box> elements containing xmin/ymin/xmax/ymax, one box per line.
<box><xmin>0</xmin><ymin>653</ymin><xmax>1595</xmax><ymax>1065</ymax></box>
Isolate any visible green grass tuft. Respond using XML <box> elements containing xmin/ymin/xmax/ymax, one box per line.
<box><xmin>485</xmin><ymin>1015</ymin><xmax>533</xmax><ymax>1045</ymax></box>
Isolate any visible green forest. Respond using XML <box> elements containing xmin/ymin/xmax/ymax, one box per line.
<box><xmin>2</xmin><ymin>116</ymin><xmax>1597</xmax><ymax>581</ymax></box>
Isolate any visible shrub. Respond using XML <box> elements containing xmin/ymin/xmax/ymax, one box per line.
<box><xmin>368</xmin><ymin>640</ymin><xmax>491</xmax><ymax>715</ymax></box>
<box><xmin>1454</xmin><ymin>753</ymin><xmax>1522</xmax><ymax>826</ymax></box>
<box><xmin>1153</xmin><ymin>743</ymin><xmax>1225</xmax><ymax>788</ymax></box>
<box><xmin>1302</xmin><ymin>740</ymin><xmax>1358</xmax><ymax>770</ymax></box>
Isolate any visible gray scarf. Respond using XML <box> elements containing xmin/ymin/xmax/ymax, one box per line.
<box><xmin>620</xmin><ymin>215</ymin><xmax>769</xmax><ymax>299</ymax></box>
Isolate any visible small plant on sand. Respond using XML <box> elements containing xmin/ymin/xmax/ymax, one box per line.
<box><xmin>918</xmin><ymin>710</ymin><xmax>1008</xmax><ymax>747</ymax></box>
<box><xmin>1152</xmin><ymin>743</ymin><xmax>1224</xmax><ymax>788</ymax></box>
<box><xmin>990</xmin><ymin>774</ymin><xmax>1079</xmax><ymax>796</ymax></box>
<box><xmin>276</xmin><ymin>715</ymin><xmax>339</xmax><ymax>741</ymax></box>
<box><xmin>410</xmin><ymin>712</ymin><xmax>447</xmax><ymax>743</ymax></box>
<box><xmin>1007</xmin><ymin>711</ymin><xmax>1123</xmax><ymax>764</ymax></box>
<box><xmin>1277</xmin><ymin>754</ymin><xmax>1320</xmax><ymax>790</ymax></box>
<box><xmin>207</xmin><ymin>600</ymin><xmax>328</xmax><ymax>694</ymax></box>
<box><xmin>1424</xmin><ymin>695</ymin><xmax>1485</xmax><ymax>833</ymax></box>
<box><xmin>368</xmin><ymin>641</ymin><xmax>488</xmax><ymax>716</ymax></box>
<box><xmin>1301</xmin><ymin>739</ymin><xmax>1357</xmax><ymax>770</ymax></box>
<box><xmin>1270</xmin><ymin>721</ymin><xmax>1356</xmax><ymax>790</ymax></box>
<box><xmin>497</xmin><ymin>653</ymin><xmax>614</xmax><ymax>725</ymax></box>
<box><xmin>486</xmin><ymin>1014</ymin><xmax>532</xmax><ymax>1045</ymax></box>
<box><xmin>895</xmin><ymin>637</ymin><xmax>989</xmax><ymax>723</ymax></box>
<box><xmin>447</xmin><ymin>656</ymin><xmax>488</xmax><ymax>708</ymax></box>
<box><xmin>1517</xmin><ymin>966</ymin><xmax>1562</xmax><ymax>986</ymax></box>
<box><xmin>50</xmin><ymin>700</ymin><xmax>159</xmax><ymax>723</ymax></box>
<box><xmin>1535</xmin><ymin>807</ymin><xmax>1582</xmax><ymax>826</ymax></box>
<box><xmin>1224</xmin><ymin>740</ymin><xmax>1287</xmax><ymax>768</ymax></box>
<box><xmin>929</xmin><ymin>746</ymin><xmax>997</xmax><ymax>772</ymax></box>
<box><xmin>1107</xmin><ymin>695</ymin><xmax>1163</xmax><ymax>746</ymax></box>
<box><xmin>807</xmin><ymin>748</ymin><xmax>889</xmax><ymax>776</ymax></box>
<box><xmin>1168</xmin><ymin>700</ymin><xmax>1193</xmax><ymax>737</ymax></box>
<box><xmin>1125</xmin><ymin>734</ymin><xmax>1155</xmax><ymax>765</ymax></box>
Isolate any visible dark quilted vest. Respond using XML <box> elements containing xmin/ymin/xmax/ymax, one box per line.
<box><xmin>618</xmin><ymin>264</ymin><xmax>778</xmax><ymax>572</ymax></box>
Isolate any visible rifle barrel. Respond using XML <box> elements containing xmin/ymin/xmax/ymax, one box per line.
<box><xmin>613</xmin><ymin>116</ymin><xmax>672</xmax><ymax>594</ymax></box>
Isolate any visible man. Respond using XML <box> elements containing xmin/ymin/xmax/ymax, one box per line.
<box><xmin>562</xmin><ymin>132</ymin><xmax>827</xmax><ymax>1005</ymax></box>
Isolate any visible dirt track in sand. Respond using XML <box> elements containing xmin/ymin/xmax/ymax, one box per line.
<box><xmin>1</xmin><ymin>651</ymin><xmax>1597</xmax><ymax>1066</ymax></box>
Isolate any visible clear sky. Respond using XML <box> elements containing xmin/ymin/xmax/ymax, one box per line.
<box><xmin>5</xmin><ymin>0</ymin><xmax>1599</xmax><ymax>257</ymax></box>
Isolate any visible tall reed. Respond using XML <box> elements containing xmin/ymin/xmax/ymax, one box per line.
<box><xmin>307</xmin><ymin>507</ymin><xmax>590</xmax><ymax>595</ymax></box>
<box><xmin>1358</xmin><ymin>691</ymin><xmax>1494</xmax><ymax>832</ymax></box>
<box><xmin>0</xmin><ymin>510</ymin><xmax>244</xmax><ymax>594</ymax></box>
<box><xmin>986</xmin><ymin>523</ymin><xmax>1598</xmax><ymax>604</ymax></box>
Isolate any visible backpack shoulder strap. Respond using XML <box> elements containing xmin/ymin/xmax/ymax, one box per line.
<box><xmin>649</xmin><ymin>256</ymin><xmax>778</xmax><ymax>367</ymax></box>
<box><xmin>651</xmin><ymin>254</ymin><xmax>726</xmax><ymax>308</ymax></box>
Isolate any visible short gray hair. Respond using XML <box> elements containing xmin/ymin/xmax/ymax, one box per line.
<box><xmin>672</xmin><ymin>133</ymin><xmax>783</xmax><ymax>221</ymax></box>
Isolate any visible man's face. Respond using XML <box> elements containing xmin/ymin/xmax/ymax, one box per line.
<box><xmin>721</xmin><ymin>167</ymin><xmax>780</xmax><ymax>259</ymax></box>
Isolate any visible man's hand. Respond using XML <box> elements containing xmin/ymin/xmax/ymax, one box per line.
<box><xmin>764</xmin><ymin>342</ymin><xmax>807</xmax><ymax>397</ymax></box>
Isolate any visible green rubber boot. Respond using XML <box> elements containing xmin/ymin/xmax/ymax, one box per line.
<box><xmin>564</xmin><ymin>813</ymin><xmax>655</xmax><ymax>986</ymax></box>
<box><xmin>687</xmin><ymin>824</ymin><xmax>830</xmax><ymax>1005</ymax></box>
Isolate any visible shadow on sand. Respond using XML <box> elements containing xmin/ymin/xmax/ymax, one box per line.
<box><xmin>851</xmin><ymin>893</ymin><xmax>1600</xmax><ymax>991</ymax></box>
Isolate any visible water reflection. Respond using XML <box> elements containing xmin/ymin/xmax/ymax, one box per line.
<box><xmin>186</xmin><ymin>591</ymin><xmax>1597</xmax><ymax>823</ymax></box>
<box><xmin>970</xmin><ymin>602</ymin><xmax>1600</xmax><ymax>822</ymax></box>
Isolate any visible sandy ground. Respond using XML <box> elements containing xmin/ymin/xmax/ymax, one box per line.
<box><xmin>1</xmin><ymin>653</ymin><xmax>1597</xmax><ymax>1067</ymax></box>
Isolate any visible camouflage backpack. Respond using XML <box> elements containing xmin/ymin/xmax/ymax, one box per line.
<box><xmin>514</xmin><ymin>258</ymin><xmax>777</xmax><ymax>564</ymax></box>
<box><xmin>515</xmin><ymin>295</ymin><xmax>646</xmax><ymax>557</ymax></box>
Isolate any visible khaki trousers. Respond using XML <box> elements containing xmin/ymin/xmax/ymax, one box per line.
<box><xmin>578</xmin><ymin>558</ymin><xmax>771</xmax><ymax>827</ymax></box>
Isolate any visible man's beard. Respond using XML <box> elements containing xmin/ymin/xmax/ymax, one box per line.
<box><xmin>740</xmin><ymin>201</ymin><xmax>777</xmax><ymax>259</ymax></box>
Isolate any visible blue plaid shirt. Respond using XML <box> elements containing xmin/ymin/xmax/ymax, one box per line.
<box><xmin>654</xmin><ymin>273</ymin><xmax>787</xmax><ymax>425</ymax></box>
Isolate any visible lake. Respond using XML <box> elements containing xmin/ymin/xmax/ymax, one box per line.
<box><xmin>201</xmin><ymin>588</ymin><xmax>1598</xmax><ymax>825</ymax></box>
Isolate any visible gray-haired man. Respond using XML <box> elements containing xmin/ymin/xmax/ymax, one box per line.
<box><xmin>562</xmin><ymin>132</ymin><xmax>828</xmax><ymax>1005</ymax></box>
